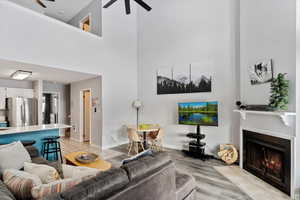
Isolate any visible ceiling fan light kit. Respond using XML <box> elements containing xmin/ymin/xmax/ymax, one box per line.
<box><xmin>103</xmin><ymin>0</ymin><xmax>152</xmax><ymax>15</ymax></box>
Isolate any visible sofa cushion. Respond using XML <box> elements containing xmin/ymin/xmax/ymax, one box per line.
<box><xmin>32</xmin><ymin>157</ymin><xmax>64</xmax><ymax>178</ymax></box>
<box><xmin>57</xmin><ymin>168</ymin><xmax>129</xmax><ymax>200</ymax></box>
<box><xmin>0</xmin><ymin>141</ymin><xmax>31</xmax><ymax>173</ymax></box>
<box><xmin>24</xmin><ymin>162</ymin><xmax>60</xmax><ymax>184</ymax></box>
<box><xmin>108</xmin><ymin>161</ymin><xmax>176</xmax><ymax>200</ymax></box>
<box><xmin>3</xmin><ymin>169</ymin><xmax>42</xmax><ymax>200</ymax></box>
<box><xmin>0</xmin><ymin>181</ymin><xmax>16</xmax><ymax>200</ymax></box>
<box><xmin>175</xmin><ymin>171</ymin><xmax>196</xmax><ymax>200</ymax></box>
<box><xmin>121</xmin><ymin>152</ymin><xmax>171</xmax><ymax>182</ymax></box>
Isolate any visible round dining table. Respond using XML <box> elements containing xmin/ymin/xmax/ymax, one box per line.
<box><xmin>137</xmin><ymin>128</ymin><xmax>159</xmax><ymax>149</ymax></box>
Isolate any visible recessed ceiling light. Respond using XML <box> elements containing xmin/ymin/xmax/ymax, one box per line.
<box><xmin>10</xmin><ymin>70</ymin><xmax>32</xmax><ymax>80</ymax></box>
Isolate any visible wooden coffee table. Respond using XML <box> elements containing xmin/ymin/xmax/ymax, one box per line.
<box><xmin>64</xmin><ymin>151</ymin><xmax>112</xmax><ymax>171</ymax></box>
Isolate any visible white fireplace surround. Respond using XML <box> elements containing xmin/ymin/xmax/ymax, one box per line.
<box><xmin>234</xmin><ymin>110</ymin><xmax>296</xmax><ymax>127</ymax></box>
<box><xmin>236</xmin><ymin>110</ymin><xmax>297</xmax><ymax>198</ymax></box>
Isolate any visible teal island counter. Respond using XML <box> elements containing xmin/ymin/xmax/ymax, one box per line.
<box><xmin>0</xmin><ymin>124</ymin><xmax>71</xmax><ymax>155</ymax></box>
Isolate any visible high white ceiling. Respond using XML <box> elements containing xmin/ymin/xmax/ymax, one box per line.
<box><xmin>0</xmin><ymin>59</ymin><xmax>98</xmax><ymax>84</ymax></box>
<box><xmin>9</xmin><ymin>0</ymin><xmax>94</xmax><ymax>22</ymax></box>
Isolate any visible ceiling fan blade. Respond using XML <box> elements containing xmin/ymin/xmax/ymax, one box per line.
<box><xmin>36</xmin><ymin>0</ymin><xmax>47</xmax><ymax>8</ymax></box>
<box><xmin>134</xmin><ymin>0</ymin><xmax>151</xmax><ymax>11</ymax></box>
<box><xmin>103</xmin><ymin>0</ymin><xmax>118</xmax><ymax>8</ymax></box>
<box><xmin>125</xmin><ymin>0</ymin><xmax>131</xmax><ymax>14</ymax></box>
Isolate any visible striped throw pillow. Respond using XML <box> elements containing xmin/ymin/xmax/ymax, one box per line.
<box><xmin>3</xmin><ymin>169</ymin><xmax>42</xmax><ymax>200</ymax></box>
<box><xmin>31</xmin><ymin>178</ymin><xmax>82</xmax><ymax>199</ymax></box>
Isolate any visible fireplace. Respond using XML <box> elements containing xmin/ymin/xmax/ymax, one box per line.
<box><xmin>243</xmin><ymin>130</ymin><xmax>291</xmax><ymax>195</ymax></box>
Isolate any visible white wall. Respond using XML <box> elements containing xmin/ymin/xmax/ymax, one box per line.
<box><xmin>0</xmin><ymin>0</ymin><xmax>138</xmax><ymax>149</ymax></box>
<box><xmin>137</xmin><ymin>0</ymin><xmax>238</xmax><ymax>154</ymax></box>
<box><xmin>239</xmin><ymin>0</ymin><xmax>296</xmax><ymax>136</ymax></box>
<box><xmin>70</xmin><ymin>77</ymin><xmax>102</xmax><ymax>147</ymax></box>
<box><xmin>240</xmin><ymin>0</ymin><xmax>296</xmax><ymax>111</ymax></box>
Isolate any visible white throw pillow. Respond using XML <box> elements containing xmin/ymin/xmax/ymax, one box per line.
<box><xmin>24</xmin><ymin>162</ymin><xmax>60</xmax><ymax>184</ymax></box>
<box><xmin>0</xmin><ymin>141</ymin><xmax>17</xmax><ymax>149</ymax></box>
<box><xmin>0</xmin><ymin>141</ymin><xmax>31</xmax><ymax>173</ymax></box>
<box><xmin>62</xmin><ymin>164</ymin><xmax>99</xmax><ymax>179</ymax></box>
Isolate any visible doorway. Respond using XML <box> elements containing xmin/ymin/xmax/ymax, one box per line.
<box><xmin>82</xmin><ymin>90</ymin><xmax>91</xmax><ymax>143</ymax></box>
<box><xmin>80</xmin><ymin>14</ymin><xmax>91</xmax><ymax>33</ymax></box>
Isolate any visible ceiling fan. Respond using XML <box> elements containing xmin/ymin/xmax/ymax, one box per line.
<box><xmin>35</xmin><ymin>0</ymin><xmax>55</xmax><ymax>8</ymax></box>
<box><xmin>103</xmin><ymin>0</ymin><xmax>152</xmax><ymax>15</ymax></box>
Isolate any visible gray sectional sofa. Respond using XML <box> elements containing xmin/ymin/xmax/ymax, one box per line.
<box><xmin>46</xmin><ymin>152</ymin><xmax>196</xmax><ymax>200</ymax></box>
<box><xmin>0</xmin><ymin>146</ymin><xmax>196</xmax><ymax>200</ymax></box>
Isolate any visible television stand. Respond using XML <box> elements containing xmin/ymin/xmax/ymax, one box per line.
<box><xmin>183</xmin><ymin>125</ymin><xmax>214</xmax><ymax>161</ymax></box>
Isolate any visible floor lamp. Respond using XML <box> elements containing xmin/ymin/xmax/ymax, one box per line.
<box><xmin>132</xmin><ymin>100</ymin><xmax>142</xmax><ymax>129</ymax></box>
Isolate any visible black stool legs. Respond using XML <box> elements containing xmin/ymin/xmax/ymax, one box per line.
<box><xmin>42</xmin><ymin>136</ymin><xmax>63</xmax><ymax>163</ymax></box>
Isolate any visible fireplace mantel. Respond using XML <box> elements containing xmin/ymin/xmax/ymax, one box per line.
<box><xmin>233</xmin><ymin>110</ymin><xmax>296</xmax><ymax>126</ymax></box>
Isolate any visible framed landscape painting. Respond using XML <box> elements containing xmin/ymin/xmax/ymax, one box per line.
<box><xmin>157</xmin><ymin>67</ymin><xmax>190</xmax><ymax>94</ymax></box>
<box><xmin>157</xmin><ymin>65</ymin><xmax>212</xmax><ymax>95</ymax></box>
<box><xmin>190</xmin><ymin>66</ymin><xmax>212</xmax><ymax>93</ymax></box>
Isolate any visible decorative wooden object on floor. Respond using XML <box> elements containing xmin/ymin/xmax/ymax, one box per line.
<box><xmin>218</xmin><ymin>144</ymin><xmax>238</xmax><ymax>165</ymax></box>
<box><xmin>64</xmin><ymin>151</ymin><xmax>111</xmax><ymax>171</ymax></box>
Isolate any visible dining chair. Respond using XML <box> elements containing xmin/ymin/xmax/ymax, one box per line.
<box><xmin>125</xmin><ymin>125</ymin><xmax>138</xmax><ymax>149</ymax></box>
<box><xmin>127</xmin><ymin>127</ymin><xmax>145</xmax><ymax>155</ymax></box>
<box><xmin>149</xmin><ymin>128</ymin><xmax>164</xmax><ymax>152</ymax></box>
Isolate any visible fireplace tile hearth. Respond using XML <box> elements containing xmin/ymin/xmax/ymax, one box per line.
<box><xmin>215</xmin><ymin>166</ymin><xmax>291</xmax><ymax>200</ymax></box>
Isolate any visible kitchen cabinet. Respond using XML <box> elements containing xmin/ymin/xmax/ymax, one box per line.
<box><xmin>6</xmin><ymin>88</ymin><xmax>34</xmax><ymax>98</ymax></box>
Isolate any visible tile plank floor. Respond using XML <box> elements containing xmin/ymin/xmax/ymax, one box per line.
<box><xmin>60</xmin><ymin>138</ymin><xmax>290</xmax><ymax>200</ymax></box>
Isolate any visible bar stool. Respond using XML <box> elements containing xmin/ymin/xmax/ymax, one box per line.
<box><xmin>42</xmin><ymin>136</ymin><xmax>63</xmax><ymax>163</ymax></box>
<box><xmin>21</xmin><ymin>140</ymin><xmax>36</xmax><ymax>147</ymax></box>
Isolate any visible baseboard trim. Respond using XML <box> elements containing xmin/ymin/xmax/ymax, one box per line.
<box><xmin>164</xmin><ymin>143</ymin><xmax>182</xmax><ymax>150</ymax></box>
<box><xmin>103</xmin><ymin>141</ymin><xmax>128</xmax><ymax>150</ymax></box>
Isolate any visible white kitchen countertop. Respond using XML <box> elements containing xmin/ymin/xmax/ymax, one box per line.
<box><xmin>0</xmin><ymin>124</ymin><xmax>71</xmax><ymax>136</ymax></box>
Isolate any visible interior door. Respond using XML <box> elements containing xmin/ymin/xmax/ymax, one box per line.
<box><xmin>83</xmin><ymin>91</ymin><xmax>91</xmax><ymax>142</ymax></box>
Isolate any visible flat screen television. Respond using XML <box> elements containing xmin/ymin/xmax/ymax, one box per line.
<box><xmin>178</xmin><ymin>101</ymin><xmax>218</xmax><ymax>126</ymax></box>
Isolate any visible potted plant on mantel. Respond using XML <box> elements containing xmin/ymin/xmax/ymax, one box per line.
<box><xmin>269</xmin><ymin>73</ymin><xmax>289</xmax><ymax>111</ymax></box>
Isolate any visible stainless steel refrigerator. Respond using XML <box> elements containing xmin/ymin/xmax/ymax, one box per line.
<box><xmin>7</xmin><ymin>97</ymin><xmax>38</xmax><ymax>127</ymax></box>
